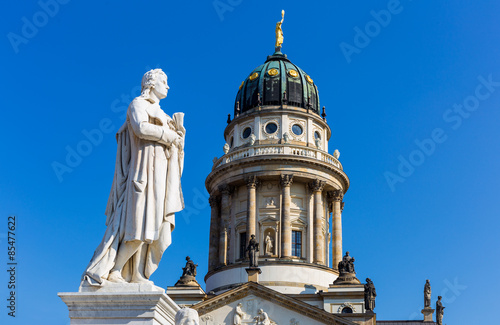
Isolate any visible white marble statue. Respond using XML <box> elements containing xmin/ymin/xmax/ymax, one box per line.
<box><xmin>265</xmin><ymin>234</ymin><xmax>273</xmax><ymax>255</ymax></box>
<box><xmin>315</xmin><ymin>138</ymin><xmax>321</xmax><ymax>149</ymax></box>
<box><xmin>233</xmin><ymin>303</ymin><xmax>245</xmax><ymax>324</ymax></box>
<box><xmin>223</xmin><ymin>143</ymin><xmax>230</xmax><ymax>154</ymax></box>
<box><xmin>175</xmin><ymin>307</ymin><xmax>200</xmax><ymax>325</ymax></box>
<box><xmin>333</xmin><ymin>149</ymin><xmax>340</xmax><ymax>159</ymax></box>
<box><xmin>283</xmin><ymin>132</ymin><xmax>289</xmax><ymax>143</ymax></box>
<box><xmin>81</xmin><ymin>69</ymin><xmax>185</xmax><ymax>286</ymax></box>
<box><xmin>254</xmin><ymin>309</ymin><xmax>271</xmax><ymax>325</ymax></box>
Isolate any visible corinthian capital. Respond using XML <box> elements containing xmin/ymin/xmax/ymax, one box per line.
<box><xmin>280</xmin><ymin>174</ymin><xmax>294</xmax><ymax>187</ymax></box>
<box><xmin>332</xmin><ymin>189</ymin><xmax>343</xmax><ymax>202</ymax></box>
<box><xmin>245</xmin><ymin>175</ymin><xmax>259</xmax><ymax>189</ymax></box>
<box><xmin>308</xmin><ymin>179</ymin><xmax>326</xmax><ymax>192</ymax></box>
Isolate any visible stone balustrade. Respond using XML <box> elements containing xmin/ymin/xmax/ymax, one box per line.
<box><xmin>212</xmin><ymin>145</ymin><xmax>343</xmax><ymax>170</ymax></box>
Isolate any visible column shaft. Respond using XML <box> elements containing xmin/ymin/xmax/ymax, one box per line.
<box><xmin>218</xmin><ymin>184</ymin><xmax>232</xmax><ymax>266</ymax></box>
<box><xmin>310</xmin><ymin>179</ymin><xmax>326</xmax><ymax>264</ymax></box>
<box><xmin>332</xmin><ymin>190</ymin><xmax>343</xmax><ymax>269</ymax></box>
<box><xmin>208</xmin><ymin>195</ymin><xmax>219</xmax><ymax>271</ymax></box>
<box><xmin>280</xmin><ymin>174</ymin><xmax>293</xmax><ymax>258</ymax></box>
<box><xmin>245</xmin><ymin>176</ymin><xmax>258</xmax><ymax>245</ymax></box>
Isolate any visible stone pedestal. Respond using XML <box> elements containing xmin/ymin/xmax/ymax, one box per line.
<box><xmin>167</xmin><ymin>285</ymin><xmax>206</xmax><ymax>307</ymax></box>
<box><xmin>333</xmin><ymin>272</ymin><xmax>360</xmax><ymax>285</ymax></box>
<box><xmin>246</xmin><ymin>267</ymin><xmax>262</xmax><ymax>282</ymax></box>
<box><xmin>58</xmin><ymin>283</ymin><xmax>179</xmax><ymax>325</ymax></box>
<box><xmin>421</xmin><ymin>307</ymin><xmax>435</xmax><ymax>322</ymax></box>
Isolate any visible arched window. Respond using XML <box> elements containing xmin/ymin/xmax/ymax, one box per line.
<box><xmin>341</xmin><ymin>307</ymin><xmax>353</xmax><ymax>314</ymax></box>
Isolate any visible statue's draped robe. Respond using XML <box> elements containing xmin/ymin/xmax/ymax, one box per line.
<box><xmin>82</xmin><ymin>97</ymin><xmax>184</xmax><ymax>285</ymax></box>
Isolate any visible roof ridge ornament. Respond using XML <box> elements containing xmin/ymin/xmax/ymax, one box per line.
<box><xmin>275</xmin><ymin>10</ymin><xmax>285</xmax><ymax>52</ymax></box>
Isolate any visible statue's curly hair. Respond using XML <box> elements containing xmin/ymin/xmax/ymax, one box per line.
<box><xmin>140</xmin><ymin>68</ymin><xmax>167</xmax><ymax>98</ymax></box>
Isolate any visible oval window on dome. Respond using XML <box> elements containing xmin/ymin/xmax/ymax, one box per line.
<box><xmin>242</xmin><ymin>127</ymin><xmax>252</xmax><ymax>139</ymax></box>
<box><xmin>265</xmin><ymin>122</ymin><xmax>278</xmax><ymax>134</ymax></box>
<box><xmin>314</xmin><ymin>131</ymin><xmax>321</xmax><ymax>140</ymax></box>
<box><xmin>288</xmin><ymin>69</ymin><xmax>299</xmax><ymax>78</ymax></box>
<box><xmin>249</xmin><ymin>72</ymin><xmax>259</xmax><ymax>81</ymax></box>
<box><xmin>292</xmin><ymin>124</ymin><xmax>303</xmax><ymax>136</ymax></box>
<box><xmin>306</xmin><ymin>75</ymin><xmax>314</xmax><ymax>84</ymax></box>
<box><xmin>267</xmin><ymin>68</ymin><xmax>279</xmax><ymax>76</ymax></box>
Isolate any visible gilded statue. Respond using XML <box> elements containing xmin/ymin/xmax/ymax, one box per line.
<box><xmin>275</xmin><ymin>10</ymin><xmax>285</xmax><ymax>50</ymax></box>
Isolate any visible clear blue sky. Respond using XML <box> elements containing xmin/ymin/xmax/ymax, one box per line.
<box><xmin>1</xmin><ymin>1</ymin><xmax>499</xmax><ymax>324</ymax></box>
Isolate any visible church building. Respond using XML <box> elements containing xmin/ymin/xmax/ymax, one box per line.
<box><xmin>166</xmin><ymin>14</ymin><xmax>440</xmax><ymax>325</ymax></box>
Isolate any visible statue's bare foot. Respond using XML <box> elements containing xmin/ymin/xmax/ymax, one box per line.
<box><xmin>107</xmin><ymin>270</ymin><xmax>126</xmax><ymax>283</ymax></box>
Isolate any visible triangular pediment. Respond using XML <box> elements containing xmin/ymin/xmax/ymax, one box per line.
<box><xmin>192</xmin><ymin>282</ymin><xmax>356</xmax><ymax>325</ymax></box>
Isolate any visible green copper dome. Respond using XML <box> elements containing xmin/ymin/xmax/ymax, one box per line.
<box><xmin>234</xmin><ymin>51</ymin><xmax>320</xmax><ymax>116</ymax></box>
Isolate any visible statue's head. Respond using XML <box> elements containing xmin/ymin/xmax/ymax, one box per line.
<box><xmin>346</xmin><ymin>251</ymin><xmax>350</xmax><ymax>256</ymax></box>
<box><xmin>141</xmin><ymin>68</ymin><xmax>169</xmax><ymax>101</ymax></box>
<box><xmin>426</xmin><ymin>279</ymin><xmax>430</xmax><ymax>283</ymax></box>
<box><xmin>175</xmin><ymin>307</ymin><xmax>199</xmax><ymax>325</ymax></box>
<box><xmin>186</xmin><ymin>256</ymin><xmax>190</xmax><ymax>261</ymax></box>
<box><xmin>258</xmin><ymin>309</ymin><xmax>264</xmax><ymax>314</ymax></box>
<box><xmin>438</xmin><ymin>296</ymin><xmax>442</xmax><ymax>300</ymax></box>
<box><xmin>366</xmin><ymin>278</ymin><xmax>370</xmax><ymax>282</ymax></box>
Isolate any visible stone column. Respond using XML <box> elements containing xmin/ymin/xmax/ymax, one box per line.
<box><xmin>208</xmin><ymin>195</ymin><xmax>220</xmax><ymax>271</ymax></box>
<box><xmin>280</xmin><ymin>174</ymin><xmax>293</xmax><ymax>258</ymax></box>
<box><xmin>309</xmin><ymin>179</ymin><xmax>326</xmax><ymax>265</ymax></box>
<box><xmin>245</xmin><ymin>176</ymin><xmax>259</xmax><ymax>246</ymax></box>
<box><xmin>218</xmin><ymin>184</ymin><xmax>233</xmax><ymax>266</ymax></box>
<box><xmin>331</xmin><ymin>189</ymin><xmax>344</xmax><ymax>269</ymax></box>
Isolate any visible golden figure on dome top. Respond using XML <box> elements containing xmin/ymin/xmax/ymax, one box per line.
<box><xmin>275</xmin><ymin>10</ymin><xmax>285</xmax><ymax>51</ymax></box>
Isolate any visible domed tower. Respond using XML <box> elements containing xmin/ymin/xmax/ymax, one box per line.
<box><xmin>205</xmin><ymin>18</ymin><xmax>348</xmax><ymax>295</ymax></box>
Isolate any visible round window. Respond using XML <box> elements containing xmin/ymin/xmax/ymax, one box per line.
<box><xmin>242</xmin><ymin>127</ymin><xmax>252</xmax><ymax>139</ymax></box>
<box><xmin>314</xmin><ymin>131</ymin><xmax>321</xmax><ymax>140</ymax></box>
<box><xmin>265</xmin><ymin>122</ymin><xmax>278</xmax><ymax>134</ymax></box>
<box><xmin>292</xmin><ymin>124</ymin><xmax>303</xmax><ymax>136</ymax></box>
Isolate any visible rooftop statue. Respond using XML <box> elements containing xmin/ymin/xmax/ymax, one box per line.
<box><xmin>424</xmin><ymin>279</ymin><xmax>431</xmax><ymax>308</ymax></box>
<box><xmin>81</xmin><ymin>69</ymin><xmax>185</xmax><ymax>286</ymax></box>
<box><xmin>275</xmin><ymin>10</ymin><xmax>285</xmax><ymax>51</ymax></box>
<box><xmin>338</xmin><ymin>251</ymin><xmax>355</xmax><ymax>274</ymax></box>
<box><xmin>175</xmin><ymin>256</ymin><xmax>200</xmax><ymax>287</ymax></box>
<box><xmin>333</xmin><ymin>251</ymin><xmax>361</xmax><ymax>285</ymax></box>
<box><xmin>364</xmin><ymin>278</ymin><xmax>377</xmax><ymax>312</ymax></box>
<box><xmin>182</xmin><ymin>256</ymin><xmax>197</xmax><ymax>277</ymax></box>
<box><xmin>436</xmin><ymin>296</ymin><xmax>445</xmax><ymax>325</ymax></box>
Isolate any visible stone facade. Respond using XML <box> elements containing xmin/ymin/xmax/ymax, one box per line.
<box><xmin>205</xmin><ymin>105</ymin><xmax>348</xmax><ymax>294</ymax></box>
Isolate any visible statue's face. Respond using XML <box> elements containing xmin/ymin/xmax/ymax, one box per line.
<box><xmin>152</xmin><ymin>74</ymin><xmax>169</xmax><ymax>99</ymax></box>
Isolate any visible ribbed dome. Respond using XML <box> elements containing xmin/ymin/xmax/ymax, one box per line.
<box><xmin>234</xmin><ymin>51</ymin><xmax>320</xmax><ymax>116</ymax></box>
